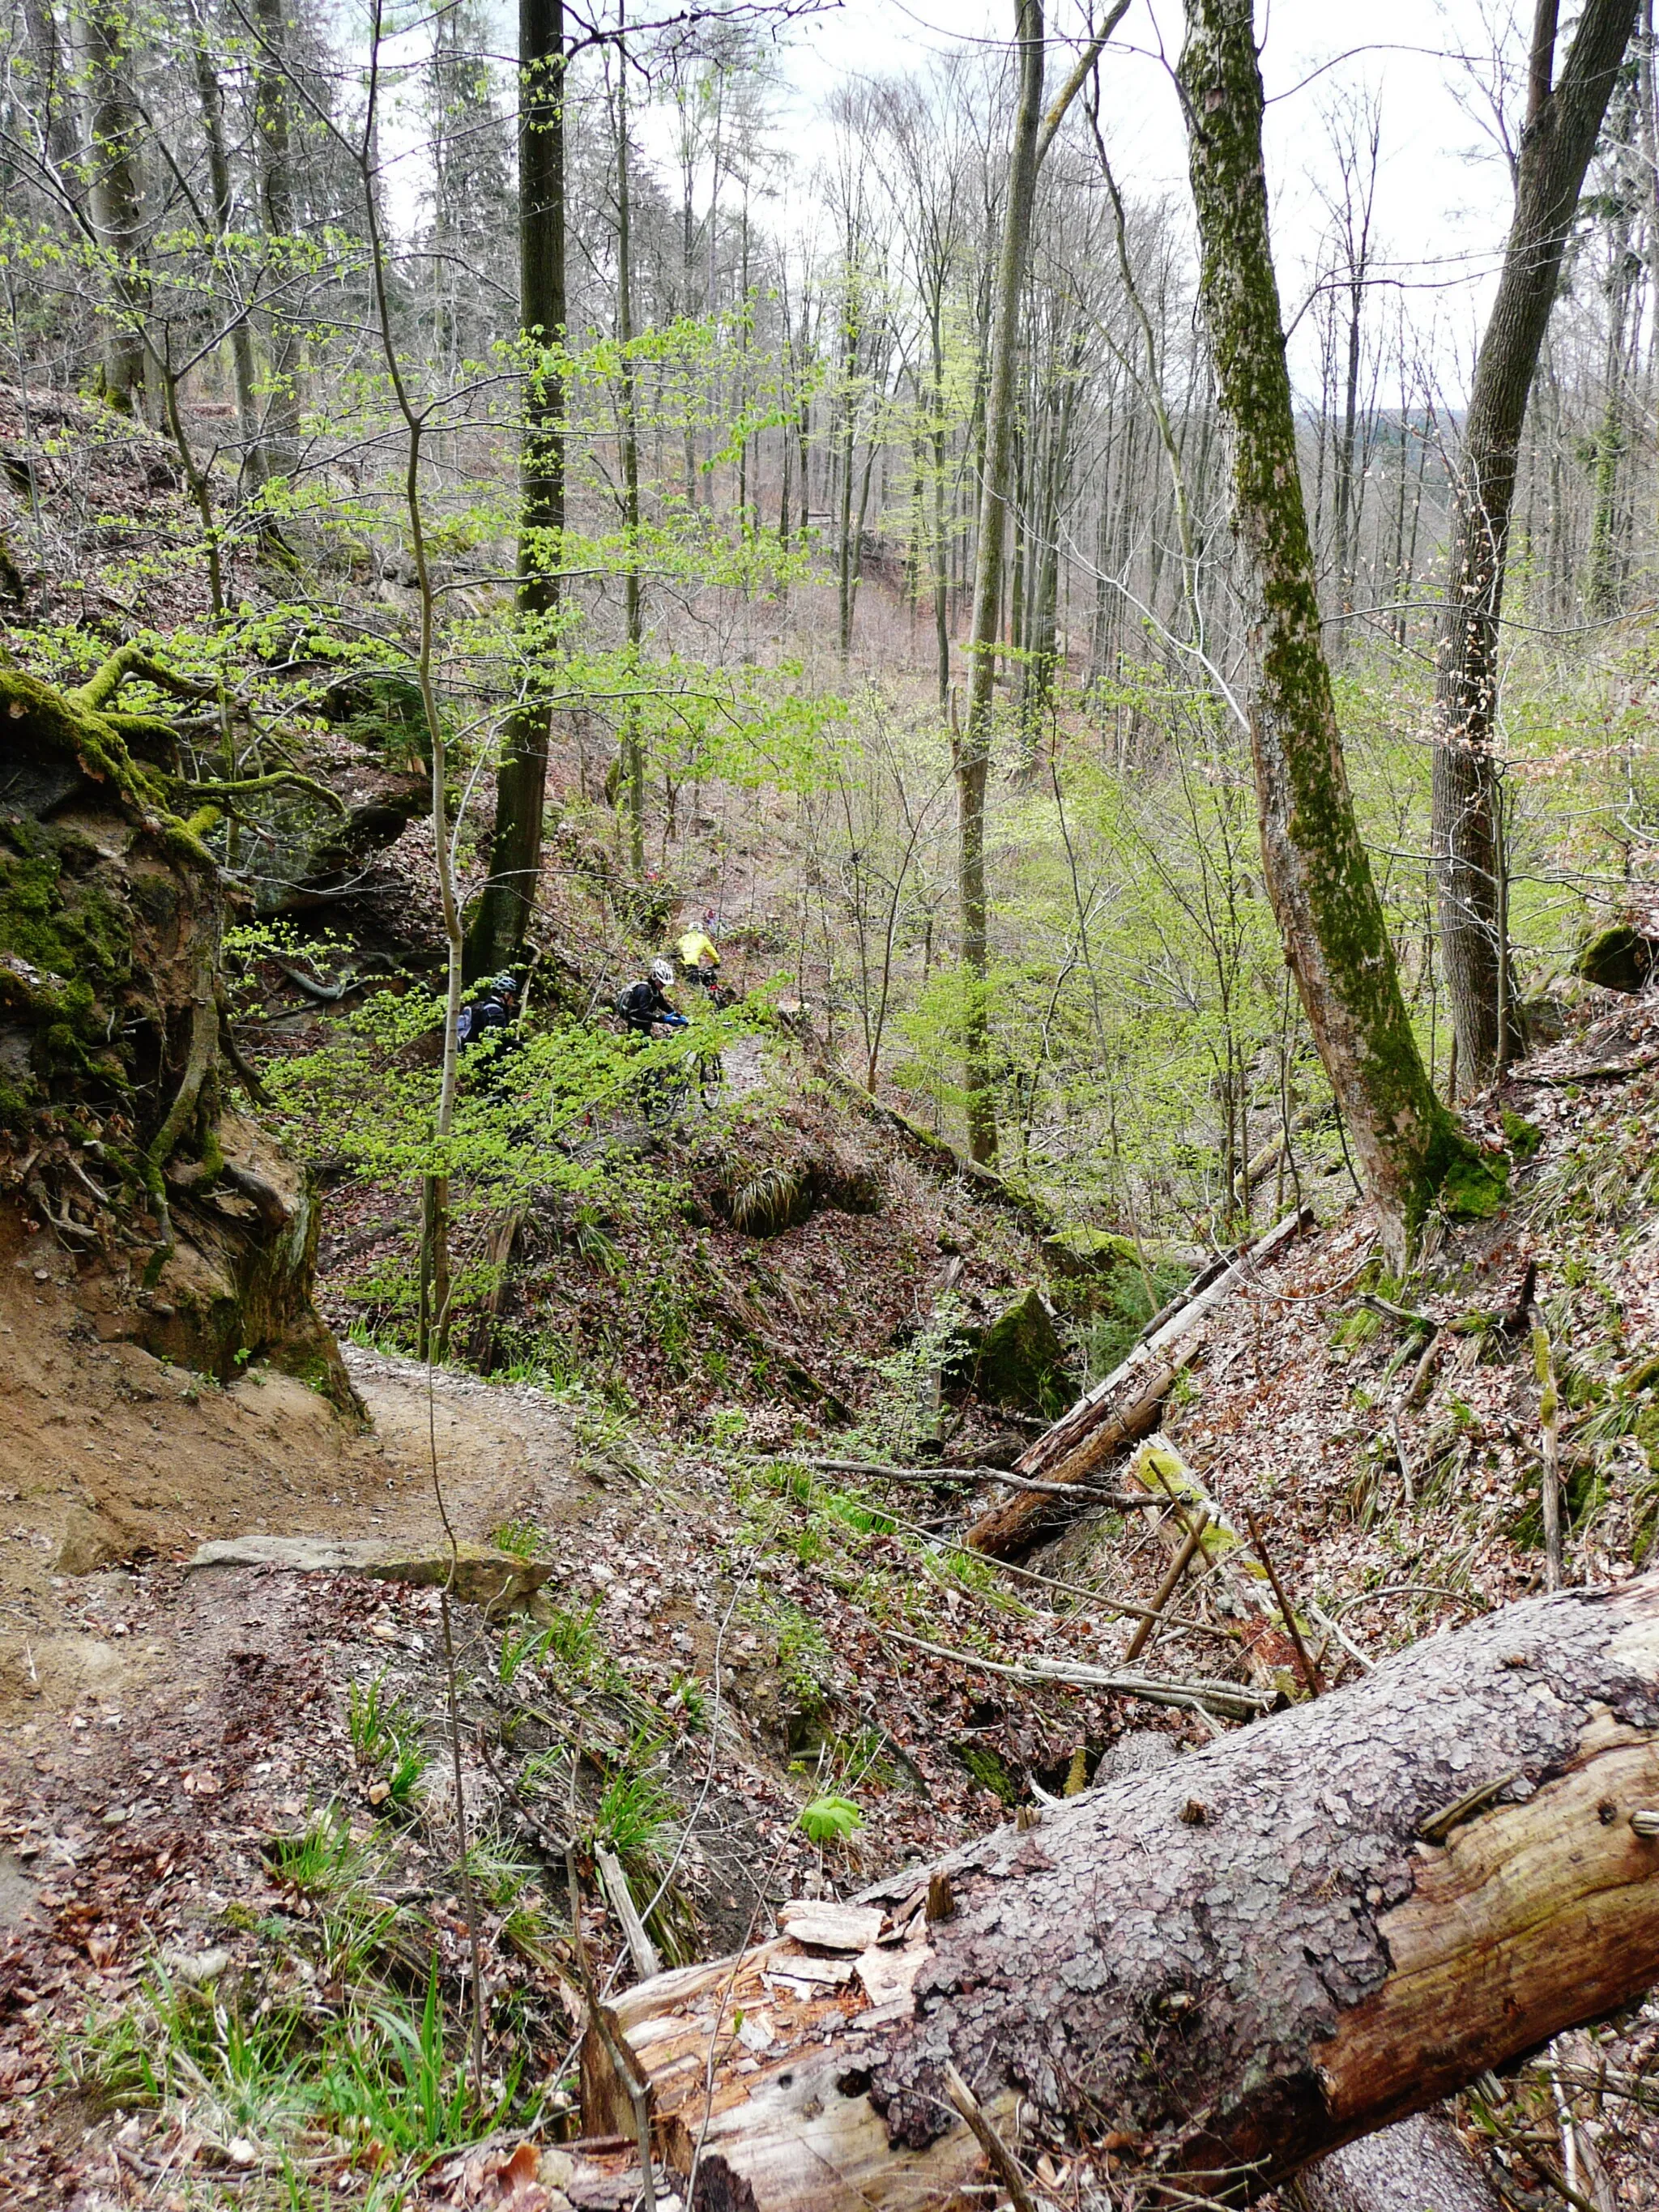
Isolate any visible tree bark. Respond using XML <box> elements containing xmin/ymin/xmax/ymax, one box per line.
<box><xmin>83</xmin><ymin>0</ymin><xmax>151</xmax><ymax>417</ymax></box>
<box><xmin>249</xmin><ymin>0</ymin><xmax>305</xmax><ymax>488</ymax></box>
<box><xmin>963</xmin><ymin>1358</ymin><xmax>1184</xmax><ymax>1554</ymax></box>
<box><xmin>1431</xmin><ymin>0</ymin><xmax>1636</xmax><ymax>1091</ymax></box>
<box><xmin>612</xmin><ymin>15</ymin><xmax>645</xmax><ymax>875</ymax></box>
<box><xmin>580</xmin><ymin>1571</ymin><xmax>1659</xmax><ymax>2209</ymax></box>
<box><xmin>466</xmin><ymin>0</ymin><xmax>565</xmax><ymax>978</ymax></box>
<box><xmin>1179</xmin><ymin>0</ymin><xmax>1496</xmax><ymax>1263</ymax></box>
<box><xmin>955</xmin><ymin>0</ymin><xmax>1046</xmax><ymax>1166</ymax></box>
<box><xmin>1293</xmin><ymin>2112</ymin><xmax>1503</xmax><ymax>2212</ymax></box>
<box><xmin>184</xmin><ymin>0</ymin><xmax>262</xmax><ymax>493</ymax></box>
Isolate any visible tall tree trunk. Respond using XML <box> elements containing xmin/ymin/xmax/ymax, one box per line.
<box><xmin>466</xmin><ymin>0</ymin><xmax>565</xmax><ymax>978</ymax></box>
<box><xmin>83</xmin><ymin>0</ymin><xmax>150</xmax><ymax>417</ymax></box>
<box><xmin>837</xmin><ymin>282</ymin><xmax>859</xmax><ymax>658</ymax></box>
<box><xmin>21</xmin><ymin>0</ymin><xmax>81</xmax><ymax>190</ymax></box>
<box><xmin>612</xmin><ymin>17</ymin><xmax>645</xmax><ymax>875</ymax></box>
<box><xmin>578</xmin><ymin>1571</ymin><xmax>1659</xmax><ymax>2210</ymax></box>
<box><xmin>778</xmin><ymin>309</ymin><xmax>795</xmax><ymax>549</ymax></box>
<box><xmin>1431</xmin><ymin>0</ymin><xmax>1637</xmax><ymax>1091</ymax></box>
<box><xmin>250</xmin><ymin>0</ymin><xmax>304</xmax><ymax>487</ymax></box>
<box><xmin>1586</xmin><ymin>71</ymin><xmax>1637</xmax><ymax>616</ymax></box>
<box><xmin>1180</xmin><ymin>0</ymin><xmax>1496</xmax><ymax>1262</ymax></box>
<box><xmin>957</xmin><ymin>0</ymin><xmax>1046</xmax><ymax>1165</ymax></box>
<box><xmin>930</xmin><ymin>300</ymin><xmax>951</xmax><ymax>709</ymax></box>
<box><xmin>185</xmin><ymin>2</ymin><xmax>262</xmax><ymax>490</ymax></box>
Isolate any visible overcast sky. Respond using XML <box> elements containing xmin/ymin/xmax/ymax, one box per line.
<box><xmin>764</xmin><ymin>0</ymin><xmax>1524</xmax><ymax>398</ymax></box>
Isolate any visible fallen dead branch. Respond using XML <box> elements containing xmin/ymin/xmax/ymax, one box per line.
<box><xmin>773</xmin><ymin>1452</ymin><xmax>1154</xmax><ymax>1505</ymax></box>
<box><xmin>877</xmin><ymin>1624</ymin><xmax>1274</xmax><ymax>1720</ymax></box>
<box><xmin>1122</xmin><ymin>1508</ymin><xmax>1211</xmax><ymax>1665</ymax></box>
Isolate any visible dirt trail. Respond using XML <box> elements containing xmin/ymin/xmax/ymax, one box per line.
<box><xmin>0</xmin><ymin>1204</ymin><xmax>587</xmax><ymax>1733</ymax></box>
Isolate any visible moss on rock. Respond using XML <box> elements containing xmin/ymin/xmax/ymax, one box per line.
<box><xmin>1574</xmin><ymin>922</ymin><xmax>1659</xmax><ymax>995</ymax></box>
<box><xmin>962</xmin><ymin>1286</ymin><xmax>1073</xmax><ymax>1417</ymax></box>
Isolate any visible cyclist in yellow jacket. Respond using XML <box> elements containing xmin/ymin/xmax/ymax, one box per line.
<box><xmin>674</xmin><ymin>911</ymin><xmax>720</xmax><ymax>987</ymax></box>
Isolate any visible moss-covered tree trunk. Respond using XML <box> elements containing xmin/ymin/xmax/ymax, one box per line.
<box><xmin>1179</xmin><ymin>0</ymin><xmax>1496</xmax><ymax>1259</ymax></box>
<box><xmin>467</xmin><ymin>0</ymin><xmax>565</xmax><ymax>978</ymax></box>
<box><xmin>1431</xmin><ymin>0</ymin><xmax>1636</xmax><ymax>1091</ymax></box>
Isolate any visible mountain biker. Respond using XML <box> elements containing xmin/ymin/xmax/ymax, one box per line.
<box><xmin>675</xmin><ymin>912</ymin><xmax>719</xmax><ymax>982</ymax></box>
<box><xmin>616</xmin><ymin>957</ymin><xmax>687</xmax><ymax>1037</ymax></box>
<box><xmin>457</xmin><ymin>971</ymin><xmax>519</xmax><ymax>1049</ymax></box>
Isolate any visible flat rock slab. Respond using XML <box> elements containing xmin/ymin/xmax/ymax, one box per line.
<box><xmin>186</xmin><ymin>1536</ymin><xmax>553</xmax><ymax>1612</ymax></box>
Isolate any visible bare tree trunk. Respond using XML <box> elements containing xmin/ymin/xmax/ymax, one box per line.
<box><xmin>83</xmin><ymin>0</ymin><xmax>150</xmax><ymax>416</ymax></box>
<box><xmin>466</xmin><ymin>0</ymin><xmax>564</xmax><ymax>977</ymax></box>
<box><xmin>579</xmin><ymin>1572</ymin><xmax>1659</xmax><ymax>2210</ymax></box>
<box><xmin>1586</xmin><ymin>71</ymin><xmax>1638</xmax><ymax>616</ymax></box>
<box><xmin>612</xmin><ymin>15</ymin><xmax>645</xmax><ymax>875</ymax></box>
<box><xmin>184</xmin><ymin>1</ymin><xmax>262</xmax><ymax>488</ymax></box>
<box><xmin>1179</xmin><ymin>0</ymin><xmax>1496</xmax><ymax>1262</ymax></box>
<box><xmin>1431</xmin><ymin>0</ymin><xmax>1636</xmax><ymax>1091</ymax></box>
<box><xmin>956</xmin><ymin>0</ymin><xmax>1047</xmax><ymax>1165</ymax></box>
<box><xmin>837</xmin><ymin>275</ymin><xmax>859</xmax><ymax>658</ymax></box>
<box><xmin>930</xmin><ymin>300</ymin><xmax>951</xmax><ymax>709</ymax></box>
<box><xmin>250</xmin><ymin>0</ymin><xmax>304</xmax><ymax>486</ymax></box>
<box><xmin>20</xmin><ymin>0</ymin><xmax>81</xmax><ymax>191</ymax></box>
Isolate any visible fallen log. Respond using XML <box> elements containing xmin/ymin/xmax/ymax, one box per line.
<box><xmin>964</xmin><ymin>1208</ymin><xmax>1310</xmax><ymax>1557</ymax></box>
<box><xmin>961</xmin><ymin>1353</ymin><xmax>1187</xmax><ymax>1555</ymax></box>
<box><xmin>1291</xmin><ymin>2112</ymin><xmax>1503</xmax><ymax>2212</ymax></box>
<box><xmin>578</xmin><ymin>1571</ymin><xmax>1659</xmax><ymax>2209</ymax></box>
<box><xmin>1020</xmin><ymin>1208</ymin><xmax>1311</xmax><ymax>1480</ymax></box>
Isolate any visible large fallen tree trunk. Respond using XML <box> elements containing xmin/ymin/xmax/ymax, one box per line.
<box><xmin>577</xmin><ymin>1572</ymin><xmax>1659</xmax><ymax>2209</ymax></box>
<box><xmin>965</xmin><ymin>1208</ymin><xmax>1308</xmax><ymax>1557</ymax></box>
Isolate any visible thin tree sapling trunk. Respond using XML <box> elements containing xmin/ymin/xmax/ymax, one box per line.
<box><xmin>954</xmin><ymin>0</ymin><xmax>1124</xmax><ymax>1160</ymax></box>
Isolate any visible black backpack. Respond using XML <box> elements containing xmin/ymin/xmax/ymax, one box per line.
<box><xmin>458</xmin><ymin>992</ymin><xmax>510</xmax><ymax>1045</ymax></box>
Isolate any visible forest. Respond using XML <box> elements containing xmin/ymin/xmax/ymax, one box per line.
<box><xmin>5</xmin><ymin>0</ymin><xmax>1659</xmax><ymax>2207</ymax></box>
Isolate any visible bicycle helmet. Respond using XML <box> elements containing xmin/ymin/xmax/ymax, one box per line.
<box><xmin>489</xmin><ymin>971</ymin><xmax>519</xmax><ymax>995</ymax></box>
<box><xmin>650</xmin><ymin>958</ymin><xmax>675</xmax><ymax>989</ymax></box>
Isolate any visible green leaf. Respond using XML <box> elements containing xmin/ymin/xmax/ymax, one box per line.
<box><xmin>797</xmin><ymin>1794</ymin><xmax>862</xmax><ymax>1846</ymax></box>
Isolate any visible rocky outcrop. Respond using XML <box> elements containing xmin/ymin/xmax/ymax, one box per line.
<box><xmin>953</xmin><ymin>1285</ymin><xmax>1073</xmax><ymax>1417</ymax></box>
<box><xmin>0</xmin><ymin>650</ymin><xmax>354</xmax><ymax>1406</ymax></box>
